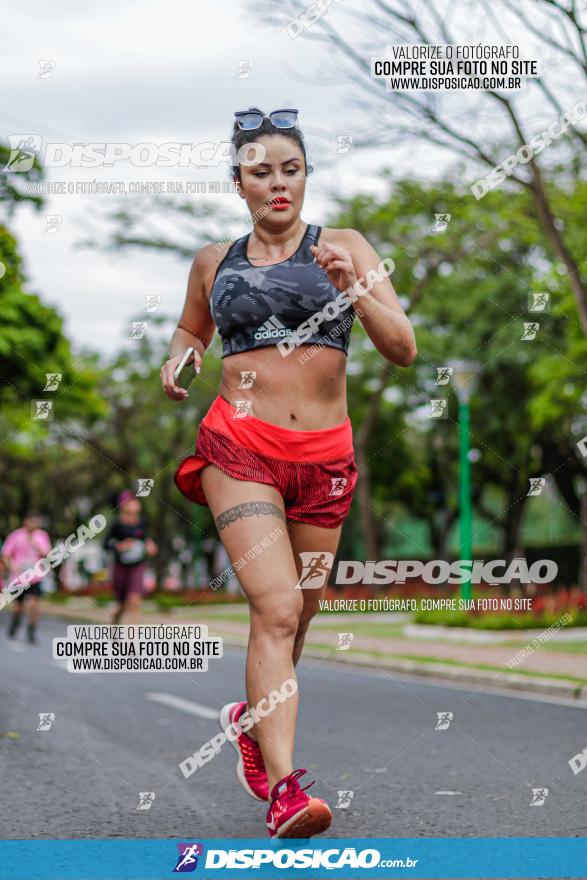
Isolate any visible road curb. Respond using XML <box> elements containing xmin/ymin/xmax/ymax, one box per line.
<box><xmin>215</xmin><ymin>634</ymin><xmax>586</xmax><ymax>700</ymax></box>
<box><xmin>43</xmin><ymin>609</ymin><xmax>587</xmax><ymax>701</ymax></box>
<box><xmin>312</xmin><ymin>650</ymin><xmax>586</xmax><ymax>699</ymax></box>
<box><xmin>403</xmin><ymin>622</ymin><xmax>587</xmax><ymax>644</ymax></box>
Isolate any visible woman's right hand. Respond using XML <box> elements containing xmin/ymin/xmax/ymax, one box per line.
<box><xmin>115</xmin><ymin>539</ymin><xmax>135</xmax><ymax>552</ymax></box>
<box><xmin>160</xmin><ymin>350</ymin><xmax>202</xmax><ymax>401</ymax></box>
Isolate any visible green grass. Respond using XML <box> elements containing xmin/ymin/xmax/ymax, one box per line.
<box><xmin>165</xmin><ymin>615</ymin><xmax>587</xmax><ymax>653</ymax></box>
<box><xmin>302</xmin><ymin>642</ymin><xmax>587</xmax><ymax>687</ymax></box>
<box><xmin>414</xmin><ymin>608</ymin><xmax>587</xmax><ymax>630</ymax></box>
<box><xmin>188</xmin><ymin>618</ymin><xmax>404</xmax><ymax>638</ymax></box>
<box><xmin>350</xmin><ymin>623</ymin><xmax>587</xmax><ymax>648</ymax></box>
<box><xmin>40</xmin><ymin>602</ymin><xmax>586</xmax><ymax>686</ymax></box>
<box><xmin>537</xmin><ymin>640</ymin><xmax>587</xmax><ymax>654</ymax></box>
<box><xmin>45</xmin><ymin>592</ymin><xmax>71</xmax><ymax>604</ymax></box>
<box><xmin>325</xmin><ymin>622</ymin><xmax>412</xmax><ymax>638</ymax></box>
<box><xmin>181</xmin><ymin>611</ymin><xmax>251</xmax><ymax>622</ymax></box>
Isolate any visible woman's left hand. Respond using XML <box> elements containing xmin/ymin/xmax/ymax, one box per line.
<box><xmin>310</xmin><ymin>243</ymin><xmax>357</xmax><ymax>293</ymax></box>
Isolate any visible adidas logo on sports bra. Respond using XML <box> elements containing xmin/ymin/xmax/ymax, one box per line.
<box><xmin>254</xmin><ymin>316</ymin><xmax>293</xmax><ymax>341</ymax></box>
<box><xmin>209</xmin><ymin>223</ymin><xmax>356</xmax><ymax>359</ymax></box>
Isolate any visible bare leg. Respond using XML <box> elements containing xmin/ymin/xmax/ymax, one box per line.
<box><xmin>8</xmin><ymin>602</ymin><xmax>23</xmax><ymax>637</ymax></box>
<box><xmin>201</xmin><ymin>465</ymin><xmax>302</xmax><ymax>793</ymax></box>
<box><xmin>111</xmin><ymin>564</ymin><xmax>124</xmax><ymax>624</ymax></box>
<box><xmin>27</xmin><ymin>595</ymin><xmax>41</xmax><ymax>627</ymax></box>
<box><xmin>287</xmin><ymin>522</ymin><xmax>342</xmax><ymax>667</ymax></box>
<box><xmin>25</xmin><ymin>596</ymin><xmax>41</xmax><ymax>643</ymax></box>
<box><xmin>121</xmin><ymin>592</ymin><xmax>142</xmax><ymax>625</ymax></box>
<box><xmin>110</xmin><ymin>564</ymin><xmax>144</xmax><ymax>624</ymax></box>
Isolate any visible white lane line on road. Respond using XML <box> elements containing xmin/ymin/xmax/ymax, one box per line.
<box><xmin>436</xmin><ymin>791</ymin><xmax>462</xmax><ymax>795</ymax></box>
<box><xmin>6</xmin><ymin>642</ymin><xmax>27</xmax><ymax>653</ymax></box>
<box><xmin>146</xmin><ymin>693</ymin><xmax>218</xmax><ymax>720</ymax></box>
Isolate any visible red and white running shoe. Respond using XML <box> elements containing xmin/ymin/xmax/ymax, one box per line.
<box><xmin>219</xmin><ymin>701</ymin><xmax>268</xmax><ymax>801</ymax></box>
<box><xmin>266</xmin><ymin>768</ymin><xmax>332</xmax><ymax>838</ymax></box>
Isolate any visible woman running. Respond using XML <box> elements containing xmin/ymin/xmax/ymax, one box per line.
<box><xmin>2</xmin><ymin>512</ymin><xmax>51</xmax><ymax>644</ymax></box>
<box><xmin>103</xmin><ymin>491</ymin><xmax>158</xmax><ymax>624</ymax></box>
<box><xmin>161</xmin><ymin>107</ymin><xmax>416</xmax><ymax>838</ymax></box>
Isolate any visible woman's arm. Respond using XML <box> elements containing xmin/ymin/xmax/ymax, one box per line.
<box><xmin>0</xmin><ymin>534</ymin><xmax>15</xmax><ymax>569</ymax></box>
<box><xmin>161</xmin><ymin>245</ymin><xmax>220</xmax><ymax>400</ymax></box>
<box><xmin>103</xmin><ymin>522</ymin><xmax>118</xmax><ymax>552</ymax></box>
<box><xmin>103</xmin><ymin>524</ymin><xmax>134</xmax><ymax>554</ymax></box>
<box><xmin>311</xmin><ymin>230</ymin><xmax>417</xmax><ymax>367</ymax></box>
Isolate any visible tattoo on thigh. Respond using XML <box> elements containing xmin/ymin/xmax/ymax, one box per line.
<box><xmin>215</xmin><ymin>501</ymin><xmax>286</xmax><ymax>531</ymax></box>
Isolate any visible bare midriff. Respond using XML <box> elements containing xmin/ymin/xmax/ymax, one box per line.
<box><xmin>218</xmin><ymin>344</ymin><xmax>348</xmax><ymax>431</ymax></box>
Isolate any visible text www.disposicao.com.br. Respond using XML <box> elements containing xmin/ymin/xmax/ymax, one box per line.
<box><xmin>70</xmin><ymin>657</ymin><xmax>201</xmax><ymax>671</ymax></box>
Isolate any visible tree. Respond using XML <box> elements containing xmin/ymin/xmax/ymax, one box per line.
<box><xmin>248</xmin><ymin>0</ymin><xmax>587</xmax><ymax>333</ymax></box>
<box><xmin>335</xmin><ymin>173</ymin><xmax>584</xmax><ymax>567</ymax></box>
<box><xmin>0</xmin><ymin>145</ymin><xmax>104</xmax><ymax>533</ymax></box>
<box><xmin>0</xmin><ymin>143</ymin><xmax>44</xmax><ymax>221</ymax></box>
<box><xmin>76</xmin><ymin>315</ymin><xmax>223</xmax><ymax>588</ymax></box>
<box><xmin>90</xmin><ymin>157</ymin><xmax>586</xmax><ymax>579</ymax></box>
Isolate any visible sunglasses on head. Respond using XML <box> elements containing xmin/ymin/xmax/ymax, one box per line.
<box><xmin>234</xmin><ymin>108</ymin><xmax>299</xmax><ymax>131</ymax></box>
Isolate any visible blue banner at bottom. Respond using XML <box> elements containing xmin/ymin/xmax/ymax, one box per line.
<box><xmin>0</xmin><ymin>837</ymin><xmax>586</xmax><ymax>879</ymax></box>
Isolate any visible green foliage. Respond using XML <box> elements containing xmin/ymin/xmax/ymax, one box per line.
<box><xmin>0</xmin><ymin>143</ymin><xmax>44</xmax><ymax>219</ymax></box>
<box><xmin>153</xmin><ymin>593</ymin><xmax>179</xmax><ymax>613</ymax></box>
<box><xmin>0</xmin><ymin>205</ymin><xmax>105</xmax><ymax>530</ymax></box>
<box><xmin>45</xmin><ymin>591</ymin><xmax>71</xmax><ymax>604</ymax></box>
<box><xmin>414</xmin><ymin>608</ymin><xmax>587</xmax><ymax>629</ymax></box>
<box><xmin>2</xmin><ymin>150</ymin><xmax>585</xmax><ymax>582</ymax></box>
<box><xmin>330</xmin><ymin>173</ymin><xmax>584</xmax><ymax>555</ymax></box>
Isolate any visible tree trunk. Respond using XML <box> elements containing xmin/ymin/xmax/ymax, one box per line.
<box><xmin>502</xmin><ymin>476</ymin><xmax>529</xmax><ymax>564</ymax></box>
<box><xmin>528</xmin><ymin>170</ymin><xmax>587</xmax><ymax>335</ymax></box>
<box><xmin>579</xmin><ymin>494</ymin><xmax>587</xmax><ymax>590</ymax></box>
<box><xmin>428</xmin><ymin>507</ymin><xmax>456</xmax><ymax>559</ymax></box>
<box><xmin>355</xmin><ymin>440</ymin><xmax>380</xmax><ymax>561</ymax></box>
<box><xmin>354</xmin><ymin>361</ymin><xmax>395</xmax><ymax>561</ymax></box>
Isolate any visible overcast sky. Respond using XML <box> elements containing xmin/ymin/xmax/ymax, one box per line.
<box><xmin>1</xmin><ymin>0</ymin><xmax>579</xmax><ymax>358</ymax></box>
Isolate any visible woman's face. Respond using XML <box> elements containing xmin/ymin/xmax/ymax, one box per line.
<box><xmin>120</xmin><ymin>499</ymin><xmax>140</xmax><ymax>520</ymax></box>
<box><xmin>237</xmin><ymin>134</ymin><xmax>306</xmax><ymax>226</ymax></box>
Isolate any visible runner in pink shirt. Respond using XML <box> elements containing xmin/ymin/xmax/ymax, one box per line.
<box><xmin>1</xmin><ymin>512</ymin><xmax>51</xmax><ymax>644</ymax></box>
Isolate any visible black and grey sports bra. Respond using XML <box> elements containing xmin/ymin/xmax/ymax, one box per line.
<box><xmin>209</xmin><ymin>223</ymin><xmax>356</xmax><ymax>359</ymax></box>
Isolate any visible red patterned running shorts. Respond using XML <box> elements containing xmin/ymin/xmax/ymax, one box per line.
<box><xmin>174</xmin><ymin>394</ymin><xmax>358</xmax><ymax>529</ymax></box>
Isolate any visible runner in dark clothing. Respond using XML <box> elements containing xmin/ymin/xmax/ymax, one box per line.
<box><xmin>103</xmin><ymin>491</ymin><xmax>158</xmax><ymax>624</ymax></box>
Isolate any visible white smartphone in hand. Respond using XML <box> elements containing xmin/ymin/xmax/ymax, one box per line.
<box><xmin>173</xmin><ymin>346</ymin><xmax>197</xmax><ymax>390</ymax></box>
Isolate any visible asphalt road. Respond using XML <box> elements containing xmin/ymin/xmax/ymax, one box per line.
<box><xmin>1</xmin><ymin>615</ymin><xmax>586</xmax><ymax>841</ymax></box>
